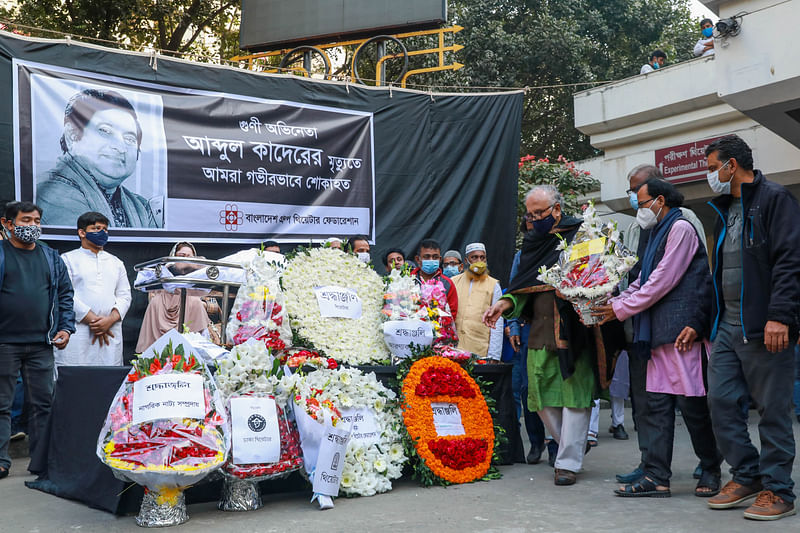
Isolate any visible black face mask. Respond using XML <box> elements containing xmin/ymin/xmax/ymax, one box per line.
<box><xmin>532</xmin><ymin>213</ymin><xmax>556</xmax><ymax>234</ymax></box>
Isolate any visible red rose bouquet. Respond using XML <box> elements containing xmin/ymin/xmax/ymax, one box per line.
<box><xmin>97</xmin><ymin>331</ymin><xmax>229</xmax><ymax>527</ymax></box>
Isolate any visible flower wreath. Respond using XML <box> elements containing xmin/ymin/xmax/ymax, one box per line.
<box><xmin>288</xmin><ymin>367</ymin><xmax>406</xmax><ymax>496</ymax></box>
<box><xmin>282</xmin><ymin>247</ymin><xmax>390</xmax><ymax>365</ymax></box>
<box><xmin>399</xmin><ymin>354</ymin><xmax>500</xmax><ymax>485</ymax></box>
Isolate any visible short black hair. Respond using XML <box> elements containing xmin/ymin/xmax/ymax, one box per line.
<box><xmin>700</xmin><ymin>18</ymin><xmax>713</xmax><ymax>28</ymax></box>
<box><xmin>383</xmin><ymin>247</ymin><xmax>405</xmax><ymax>266</ymax></box>
<box><xmin>643</xmin><ymin>178</ymin><xmax>684</xmax><ymax>208</ymax></box>
<box><xmin>261</xmin><ymin>240</ymin><xmax>279</xmax><ymax>248</ymax></box>
<box><xmin>347</xmin><ymin>235</ymin><xmax>369</xmax><ymax>249</ymax></box>
<box><xmin>77</xmin><ymin>211</ymin><xmax>109</xmax><ymax>230</ymax></box>
<box><xmin>650</xmin><ymin>49</ymin><xmax>667</xmax><ymax>60</ymax></box>
<box><xmin>4</xmin><ymin>201</ymin><xmax>42</xmax><ymax>221</ymax></box>
<box><xmin>705</xmin><ymin>134</ymin><xmax>754</xmax><ymax>171</ymax></box>
<box><xmin>60</xmin><ymin>88</ymin><xmax>143</xmax><ymax>153</ymax></box>
<box><xmin>416</xmin><ymin>238</ymin><xmax>441</xmax><ymax>256</ymax></box>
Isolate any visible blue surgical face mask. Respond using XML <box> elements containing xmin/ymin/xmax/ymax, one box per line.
<box><xmin>442</xmin><ymin>265</ymin><xmax>460</xmax><ymax>278</ymax></box>
<box><xmin>628</xmin><ymin>191</ymin><xmax>639</xmax><ymax>210</ymax></box>
<box><xmin>421</xmin><ymin>259</ymin><xmax>440</xmax><ymax>275</ymax></box>
<box><xmin>702</xmin><ymin>27</ymin><xmax>714</xmax><ymax>38</ymax></box>
<box><xmin>652</xmin><ymin>61</ymin><xmax>660</xmax><ymax>70</ymax></box>
<box><xmin>85</xmin><ymin>229</ymin><xmax>109</xmax><ymax>247</ymax></box>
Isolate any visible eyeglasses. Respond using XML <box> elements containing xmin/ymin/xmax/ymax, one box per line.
<box><xmin>625</xmin><ymin>184</ymin><xmax>643</xmax><ymax>196</ymax></box>
<box><xmin>638</xmin><ymin>197</ymin><xmax>656</xmax><ymax>207</ymax></box>
<box><xmin>524</xmin><ymin>204</ymin><xmax>555</xmax><ymax>221</ymax></box>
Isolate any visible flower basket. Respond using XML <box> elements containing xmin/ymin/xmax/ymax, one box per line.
<box><xmin>97</xmin><ymin>331</ymin><xmax>229</xmax><ymax>527</ymax></box>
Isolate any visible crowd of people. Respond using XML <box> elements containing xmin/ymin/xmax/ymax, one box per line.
<box><xmin>483</xmin><ymin>134</ymin><xmax>800</xmax><ymax>521</ymax></box>
<box><xmin>1</xmin><ymin>133</ymin><xmax>798</xmax><ymax>523</ymax></box>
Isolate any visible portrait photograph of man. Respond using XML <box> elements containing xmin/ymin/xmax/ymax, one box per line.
<box><xmin>32</xmin><ymin>81</ymin><xmax>167</xmax><ymax>229</ymax></box>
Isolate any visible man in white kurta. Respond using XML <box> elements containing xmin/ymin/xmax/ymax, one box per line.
<box><xmin>56</xmin><ymin>212</ymin><xmax>131</xmax><ymax>366</ymax></box>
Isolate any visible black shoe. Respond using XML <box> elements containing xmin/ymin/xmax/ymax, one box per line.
<box><xmin>611</xmin><ymin>424</ymin><xmax>629</xmax><ymax>440</ymax></box>
<box><xmin>0</xmin><ymin>467</ymin><xmax>8</xmax><ymax>480</ymax></box>
<box><xmin>526</xmin><ymin>446</ymin><xmax>543</xmax><ymax>465</ymax></box>
<box><xmin>693</xmin><ymin>463</ymin><xmax>702</xmax><ymax>479</ymax></box>
<box><xmin>9</xmin><ymin>430</ymin><xmax>25</xmax><ymax>442</ymax></box>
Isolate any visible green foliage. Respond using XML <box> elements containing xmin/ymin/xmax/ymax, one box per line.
<box><xmin>0</xmin><ymin>0</ymin><xmax>241</xmax><ymax>59</ymax></box>
<box><xmin>408</xmin><ymin>0</ymin><xmax>700</xmax><ymax>160</ymax></box>
<box><xmin>518</xmin><ymin>155</ymin><xmax>600</xmax><ymax>217</ymax></box>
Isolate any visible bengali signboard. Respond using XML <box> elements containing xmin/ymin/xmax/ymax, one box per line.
<box><xmin>13</xmin><ymin>59</ymin><xmax>375</xmax><ymax>242</ymax></box>
<box><xmin>654</xmin><ymin>136</ymin><xmax>722</xmax><ymax>184</ymax></box>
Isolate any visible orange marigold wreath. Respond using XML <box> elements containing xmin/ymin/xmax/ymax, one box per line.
<box><xmin>401</xmin><ymin>356</ymin><xmax>494</xmax><ymax>484</ymax></box>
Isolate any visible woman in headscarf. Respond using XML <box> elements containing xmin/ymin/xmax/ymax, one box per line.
<box><xmin>135</xmin><ymin>242</ymin><xmax>211</xmax><ymax>353</ymax></box>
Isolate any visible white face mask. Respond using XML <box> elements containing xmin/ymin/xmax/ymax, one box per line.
<box><xmin>706</xmin><ymin>159</ymin><xmax>732</xmax><ymax>194</ymax></box>
<box><xmin>357</xmin><ymin>252</ymin><xmax>371</xmax><ymax>263</ymax></box>
<box><xmin>636</xmin><ymin>204</ymin><xmax>662</xmax><ymax>230</ymax></box>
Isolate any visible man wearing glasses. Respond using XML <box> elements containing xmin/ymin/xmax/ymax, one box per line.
<box><xmin>615</xmin><ymin>164</ymin><xmax>708</xmax><ymax>487</ymax></box>
<box><xmin>483</xmin><ymin>184</ymin><xmax>604</xmax><ymax>486</ymax></box>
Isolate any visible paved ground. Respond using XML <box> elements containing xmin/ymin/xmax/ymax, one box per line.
<box><xmin>3</xmin><ymin>408</ymin><xmax>798</xmax><ymax>532</ymax></box>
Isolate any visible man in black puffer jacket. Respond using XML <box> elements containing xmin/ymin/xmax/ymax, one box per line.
<box><xmin>703</xmin><ymin>135</ymin><xmax>800</xmax><ymax>521</ymax></box>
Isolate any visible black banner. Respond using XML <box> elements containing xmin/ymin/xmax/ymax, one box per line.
<box><xmin>14</xmin><ymin>60</ymin><xmax>374</xmax><ymax>242</ymax></box>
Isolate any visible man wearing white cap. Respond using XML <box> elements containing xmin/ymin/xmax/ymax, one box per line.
<box><xmin>452</xmin><ymin>243</ymin><xmax>503</xmax><ymax>359</ymax></box>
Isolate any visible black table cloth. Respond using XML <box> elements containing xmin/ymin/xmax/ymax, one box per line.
<box><xmin>27</xmin><ymin>362</ymin><xmax>522</xmax><ymax>514</ymax></box>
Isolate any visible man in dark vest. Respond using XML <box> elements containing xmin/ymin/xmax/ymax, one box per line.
<box><xmin>593</xmin><ymin>178</ymin><xmax>722</xmax><ymax>498</ymax></box>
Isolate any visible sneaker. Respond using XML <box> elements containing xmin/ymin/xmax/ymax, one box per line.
<box><xmin>743</xmin><ymin>491</ymin><xmax>796</xmax><ymax>521</ymax></box>
<box><xmin>610</xmin><ymin>425</ymin><xmax>629</xmax><ymax>440</ymax></box>
<box><xmin>0</xmin><ymin>466</ymin><xmax>8</xmax><ymax>480</ymax></box>
<box><xmin>9</xmin><ymin>430</ymin><xmax>26</xmax><ymax>442</ymax></box>
<box><xmin>708</xmin><ymin>480</ymin><xmax>762</xmax><ymax>509</ymax></box>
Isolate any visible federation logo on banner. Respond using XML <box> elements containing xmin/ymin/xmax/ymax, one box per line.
<box><xmin>219</xmin><ymin>203</ymin><xmax>242</xmax><ymax>231</ymax></box>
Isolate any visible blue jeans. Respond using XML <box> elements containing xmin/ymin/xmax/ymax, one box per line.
<box><xmin>0</xmin><ymin>343</ymin><xmax>55</xmax><ymax>470</ymax></box>
<box><xmin>510</xmin><ymin>323</ymin><xmax>544</xmax><ymax>452</ymax></box>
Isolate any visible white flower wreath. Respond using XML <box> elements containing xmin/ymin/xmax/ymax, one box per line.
<box><xmin>289</xmin><ymin>367</ymin><xmax>406</xmax><ymax>497</ymax></box>
<box><xmin>282</xmin><ymin>248</ymin><xmax>390</xmax><ymax>365</ymax></box>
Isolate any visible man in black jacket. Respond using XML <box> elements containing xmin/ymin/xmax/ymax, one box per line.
<box><xmin>704</xmin><ymin>135</ymin><xmax>800</xmax><ymax>521</ymax></box>
<box><xmin>0</xmin><ymin>201</ymin><xmax>75</xmax><ymax>480</ymax></box>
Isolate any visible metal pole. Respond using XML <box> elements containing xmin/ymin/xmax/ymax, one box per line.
<box><xmin>178</xmin><ymin>288</ymin><xmax>187</xmax><ymax>332</ymax></box>
<box><xmin>376</xmin><ymin>41</ymin><xmax>386</xmax><ymax>86</ymax></box>
<box><xmin>221</xmin><ymin>284</ymin><xmax>231</xmax><ymax>345</ymax></box>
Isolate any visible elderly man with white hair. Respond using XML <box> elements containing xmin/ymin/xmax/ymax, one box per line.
<box><xmin>483</xmin><ymin>184</ymin><xmax>614</xmax><ymax>486</ymax></box>
<box><xmin>452</xmin><ymin>242</ymin><xmax>502</xmax><ymax>359</ymax></box>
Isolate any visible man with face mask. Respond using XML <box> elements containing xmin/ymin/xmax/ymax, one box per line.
<box><xmin>452</xmin><ymin>243</ymin><xmax>502</xmax><ymax>360</ymax></box>
<box><xmin>483</xmin><ymin>185</ymin><xmax>623</xmax><ymax>486</ymax></box>
<box><xmin>36</xmin><ymin>89</ymin><xmax>160</xmax><ymax>228</ymax></box>
<box><xmin>703</xmin><ymin>135</ymin><xmax>800</xmax><ymax>521</ymax></box>
<box><xmin>617</xmin><ymin>164</ymin><xmax>707</xmax><ymax>485</ymax></box>
<box><xmin>593</xmin><ymin>178</ymin><xmax>722</xmax><ymax>499</ymax></box>
<box><xmin>694</xmin><ymin>18</ymin><xmax>715</xmax><ymax>57</ymax></box>
<box><xmin>411</xmin><ymin>238</ymin><xmax>458</xmax><ymax>321</ymax></box>
<box><xmin>56</xmin><ymin>212</ymin><xmax>131</xmax><ymax>367</ymax></box>
<box><xmin>442</xmin><ymin>250</ymin><xmax>463</xmax><ymax>279</ymax></box>
<box><xmin>0</xmin><ymin>201</ymin><xmax>75</xmax><ymax>480</ymax></box>
<box><xmin>347</xmin><ymin>236</ymin><xmax>371</xmax><ymax>264</ymax></box>
<box><xmin>640</xmin><ymin>50</ymin><xmax>667</xmax><ymax>74</ymax></box>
